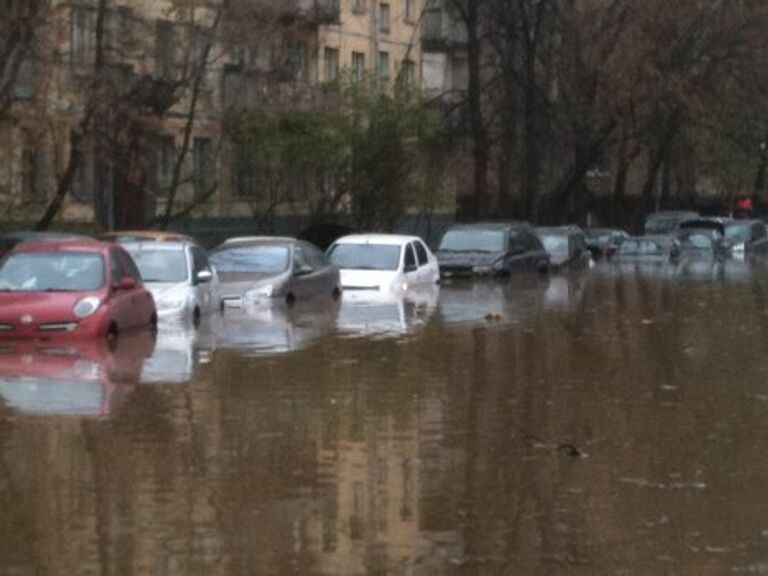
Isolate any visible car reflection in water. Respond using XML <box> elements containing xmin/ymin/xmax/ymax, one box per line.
<box><xmin>210</xmin><ymin>301</ymin><xmax>339</xmax><ymax>357</ymax></box>
<box><xmin>140</xmin><ymin>324</ymin><xmax>215</xmax><ymax>384</ymax></box>
<box><xmin>438</xmin><ymin>275</ymin><xmax>547</xmax><ymax>325</ymax></box>
<box><xmin>337</xmin><ymin>284</ymin><xmax>439</xmax><ymax>337</ymax></box>
<box><xmin>0</xmin><ymin>332</ymin><xmax>155</xmax><ymax>416</ymax></box>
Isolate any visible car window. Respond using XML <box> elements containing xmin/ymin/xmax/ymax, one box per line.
<box><xmin>754</xmin><ymin>223</ymin><xmax>766</xmax><ymax>240</ymax></box>
<box><xmin>118</xmin><ymin>250</ymin><xmax>141</xmax><ymax>281</ymax></box>
<box><xmin>301</xmin><ymin>242</ymin><xmax>328</xmax><ymax>268</ymax></box>
<box><xmin>404</xmin><ymin>243</ymin><xmax>417</xmax><ymax>270</ymax></box>
<box><xmin>191</xmin><ymin>247</ymin><xmax>211</xmax><ymax>274</ymax></box>
<box><xmin>509</xmin><ymin>231</ymin><xmax>527</xmax><ymax>254</ymax></box>
<box><xmin>293</xmin><ymin>246</ymin><xmax>309</xmax><ymax>271</ymax></box>
<box><xmin>414</xmin><ymin>241</ymin><xmax>429</xmax><ymax>266</ymax></box>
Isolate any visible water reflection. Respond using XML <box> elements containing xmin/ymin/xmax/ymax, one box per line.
<box><xmin>8</xmin><ymin>267</ymin><xmax>768</xmax><ymax>573</ymax></box>
<box><xmin>211</xmin><ymin>301</ymin><xmax>339</xmax><ymax>356</ymax></box>
<box><xmin>0</xmin><ymin>332</ymin><xmax>154</xmax><ymax>416</ymax></box>
<box><xmin>141</xmin><ymin>326</ymin><xmax>214</xmax><ymax>384</ymax></box>
<box><xmin>337</xmin><ymin>285</ymin><xmax>439</xmax><ymax>337</ymax></box>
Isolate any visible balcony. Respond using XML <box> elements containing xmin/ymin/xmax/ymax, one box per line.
<box><xmin>422</xmin><ymin>10</ymin><xmax>467</xmax><ymax>51</ymax></box>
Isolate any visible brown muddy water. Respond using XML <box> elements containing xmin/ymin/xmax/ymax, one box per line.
<box><xmin>3</xmin><ymin>259</ymin><xmax>768</xmax><ymax>575</ymax></box>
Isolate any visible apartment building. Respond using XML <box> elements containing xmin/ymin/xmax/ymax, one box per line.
<box><xmin>318</xmin><ymin>0</ymin><xmax>424</xmax><ymax>86</ymax></box>
<box><xmin>0</xmin><ymin>0</ymin><xmax>455</xmax><ymax>229</ymax></box>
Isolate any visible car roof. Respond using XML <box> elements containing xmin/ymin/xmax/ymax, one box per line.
<box><xmin>333</xmin><ymin>233</ymin><xmax>423</xmax><ymax>246</ymax></box>
<box><xmin>221</xmin><ymin>236</ymin><xmax>297</xmax><ymax>245</ymax></box>
<box><xmin>10</xmin><ymin>239</ymin><xmax>112</xmax><ymax>253</ymax></box>
<box><xmin>122</xmin><ymin>240</ymin><xmax>192</xmax><ymax>251</ymax></box>
<box><xmin>214</xmin><ymin>237</ymin><xmax>298</xmax><ymax>251</ymax></box>
<box><xmin>536</xmin><ymin>226</ymin><xmax>578</xmax><ymax>236</ymax></box>
<box><xmin>100</xmin><ymin>230</ymin><xmax>193</xmax><ymax>241</ymax></box>
<box><xmin>647</xmin><ymin>210</ymin><xmax>699</xmax><ymax>218</ymax></box>
<box><xmin>626</xmin><ymin>235</ymin><xmax>676</xmax><ymax>243</ymax></box>
<box><xmin>444</xmin><ymin>221</ymin><xmax>531</xmax><ymax>232</ymax></box>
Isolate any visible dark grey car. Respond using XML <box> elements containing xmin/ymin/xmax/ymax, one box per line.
<box><xmin>210</xmin><ymin>237</ymin><xmax>341</xmax><ymax>306</ymax></box>
<box><xmin>536</xmin><ymin>227</ymin><xmax>592</xmax><ymax>270</ymax></box>
<box><xmin>436</xmin><ymin>222</ymin><xmax>550</xmax><ymax>277</ymax></box>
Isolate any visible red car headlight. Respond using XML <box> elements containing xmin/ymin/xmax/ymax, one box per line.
<box><xmin>73</xmin><ymin>296</ymin><xmax>101</xmax><ymax>319</ymax></box>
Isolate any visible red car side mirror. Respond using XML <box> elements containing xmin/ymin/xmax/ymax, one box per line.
<box><xmin>116</xmin><ymin>277</ymin><xmax>138</xmax><ymax>290</ymax></box>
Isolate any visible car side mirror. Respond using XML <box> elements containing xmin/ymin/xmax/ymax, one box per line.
<box><xmin>196</xmin><ymin>270</ymin><xmax>213</xmax><ymax>284</ymax></box>
<box><xmin>116</xmin><ymin>277</ymin><xmax>137</xmax><ymax>290</ymax></box>
<box><xmin>295</xmin><ymin>264</ymin><xmax>314</xmax><ymax>277</ymax></box>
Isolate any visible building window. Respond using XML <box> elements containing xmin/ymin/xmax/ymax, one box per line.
<box><xmin>324</xmin><ymin>47</ymin><xmax>339</xmax><ymax>82</ymax></box>
<box><xmin>404</xmin><ymin>0</ymin><xmax>414</xmax><ymax>22</ymax></box>
<box><xmin>193</xmin><ymin>138</ymin><xmax>213</xmax><ymax>201</ymax></box>
<box><xmin>283</xmin><ymin>41</ymin><xmax>308</xmax><ymax>82</ymax></box>
<box><xmin>71</xmin><ymin>7</ymin><xmax>90</xmax><ymax>68</ymax></box>
<box><xmin>351</xmin><ymin>51</ymin><xmax>366</xmax><ymax>82</ymax></box>
<box><xmin>400</xmin><ymin>58</ymin><xmax>415</xmax><ymax>86</ymax></box>
<box><xmin>351</xmin><ymin>0</ymin><xmax>366</xmax><ymax>14</ymax></box>
<box><xmin>379</xmin><ymin>3</ymin><xmax>390</xmax><ymax>32</ymax></box>
<box><xmin>233</xmin><ymin>145</ymin><xmax>256</xmax><ymax>198</ymax></box>
<box><xmin>155</xmin><ymin>20</ymin><xmax>175</xmax><ymax>78</ymax></box>
<box><xmin>21</xmin><ymin>145</ymin><xmax>42</xmax><ymax>201</ymax></box>
<box><xmin>377</xmin><ymin>51</ymin><xmax>389</xmax><ymax>79</ymax></box>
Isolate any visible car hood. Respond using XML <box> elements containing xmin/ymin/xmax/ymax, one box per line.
<box><xmin>340</xmin><ymin>269</ymin><xmax>398</xmax><ymax>290</ymax></box>
<box><xmin>145</xmin><ymin>282</ymin><xmax>191</xmax><ymax>303</ymax></box>
<box><xmin>436</xmin><ymin>251</ymin><xmax>503</xmax><ymax>268</ymax></box>
<box><xmin>0</xmin><ymin>291</ymin><xmax>98</xmax><ymax>323</ymax></box>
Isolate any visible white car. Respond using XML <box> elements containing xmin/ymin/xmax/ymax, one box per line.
<box><xmin>327</xmin><ymin>234</ymin><xmax>440</xmax><ymax>292</ymax></box>
<box><xmin>124</xmin><ymin>241</ymin><xmax>220</xmax><ymax>323</ymax></box>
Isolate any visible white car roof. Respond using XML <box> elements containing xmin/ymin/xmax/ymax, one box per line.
<box><xmin>333</xmin><ymin>234</ymin><xmax>424</xmax><ymax>246</ymax></box>
<box><xmin>122</xmin><ymin>241</ymin><xmax>190</xmax><ymax>251</ymax></box>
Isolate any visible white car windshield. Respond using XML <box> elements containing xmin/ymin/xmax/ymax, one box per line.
<box><xmin>0</xmin><ymin>251</ymin><xmax>104</xmax><ymax>292</ymax></box>
<box><xmin>129</xmin><ymin>249</ymin><xmax>189</xmax><ymax>283</ymax></box>
<box><xmin>328</xmin><ymin>244</ymin><xmax>401</xmax><ymax>271</ymax></box>
<box><xmin>211</xmin><ymin>246</ymin><xmax>290</xmax><ymax>274</ymax></box>
<box><xmin>439</xmin><ymin>230</ymin><xmax>506</xmax><ymax>253</ymax></box>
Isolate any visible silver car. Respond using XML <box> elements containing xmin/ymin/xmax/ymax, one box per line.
<box><xmin>210</xmin><ymin>237</ymin><xmax>341</xmax><ymax>307</ymax></box>
<box><xmin>124</xmin><ymin>241</ymin><xmax>221</xmax><ymax>323</ymax></box>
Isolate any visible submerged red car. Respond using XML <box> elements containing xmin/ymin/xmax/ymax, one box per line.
<box><xmin>0</xmin><ymin>240</ymin><xmax>156</xmax><ymax>338</ymax></box>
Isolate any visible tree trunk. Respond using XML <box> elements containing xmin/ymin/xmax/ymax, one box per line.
<box><xmin>465</xmin><ymin>0</ymin><xmax>489</xmax><ymax>220</ymax></box>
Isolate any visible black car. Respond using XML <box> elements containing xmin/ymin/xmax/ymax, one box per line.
<box><xmin>436</xmin><ymin>222</ymin><xmax>549</xmax><ymax>277</ymax></box>
<box><xmin>584</xmin><ymin>228</ymin><xmax>629</xmax><ymax>259</ymax></box>
<box><xmin>536</xmin><ymin>227</ymin><xmax>592</xmax><ymax>270</ymax></box>
<box><xmin>722</xmin><ymin>219</ymin><xmax>768</xmax><ymax>255</ymax></box>
<box><xmin>644</xmin><ymin>211</ymin><xmax>700</xmax><ymax>235</ymax></box>
<box><xmin>676</xmin><ymin>228</ymin><xmax>726</xmax><ymax>257</ymax></box>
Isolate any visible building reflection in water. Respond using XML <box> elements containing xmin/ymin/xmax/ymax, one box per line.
<box><xmin>6</xmin><ymin>269</ymin><xmax>768</xmax><ymax>573</ymax></box>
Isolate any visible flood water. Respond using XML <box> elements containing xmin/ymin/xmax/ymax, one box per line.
<box><xmin>4</xmin><ymin>259</ymin><xmax>768</xmax><ymax>574</ymax></box>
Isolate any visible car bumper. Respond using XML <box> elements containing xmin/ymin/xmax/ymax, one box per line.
<box><xmin>0</xmin><ymin>312</ymin><xmax>110</xmax><ymax>339</ymax></box>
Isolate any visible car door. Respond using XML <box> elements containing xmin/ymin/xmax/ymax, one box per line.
<box><xmin>118</xmin><ymin>249</ymin><xmax>149</xmax><ymax>328</ymax></box>
<box><xmin>413</xmin><ymin>240</ymin><xmax>438</xmax><ymax>284</ymax></box>
<box><xmin>291</xmin><ymin>244</ymin><xmax>322</xmax><ymax>300</ymax></box>
<box><xmin>191</xmin><ymin>246</ymin><xmax>217</xmax><ymax>312</ymax></box>
<box><xmin>751</xmin><ymin>222</ymin><xmax>768</xmax><ymax>252</ymax></box>
<box><xmin>402</xmin><ymin>242</ymin><xmax>420</xmax><ymax>287</ymax></box>
<box><xmin>304</xmin><ymin>242</ymin><xmax>337</xmax><ymax>297</ymax></box>
<box><xmin>506</xmin><ymin>231</ymin><xmax>530</xmax><ymax>272</ymax></box>
<box><xmin>108</xmin><ymin>250</ymin><xmax>131</xmax><ymax>329</ymax></box>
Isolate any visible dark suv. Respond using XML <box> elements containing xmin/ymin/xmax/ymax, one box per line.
<box><xmin>436</xmin><ymin>222</ymin><xmax>550</xmax><ymax>278</ymax></box>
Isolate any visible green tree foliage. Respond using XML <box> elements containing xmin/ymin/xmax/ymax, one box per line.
<box><xmin>226</xmin><ymin>76</ymin><xmax>446</xmax><ymax>231</ymax></box>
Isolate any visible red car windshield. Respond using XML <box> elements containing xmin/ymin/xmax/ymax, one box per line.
<box><xmin>0</xmin><ymin>251</ymin><xmax>105</xmax><ymax>292</ymax></box>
